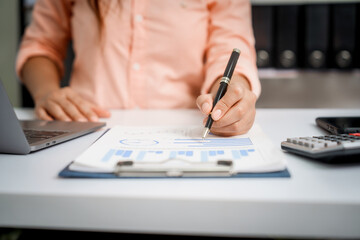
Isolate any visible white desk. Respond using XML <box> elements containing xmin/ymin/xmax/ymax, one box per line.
<box><xmin>1</xmin><ymin>108</ymin><xmax>360</xmax><ymax>239</ymax></box>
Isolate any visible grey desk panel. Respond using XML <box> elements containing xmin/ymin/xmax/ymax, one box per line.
<box><xmin>0</xmin><ymin>109</ymin><xmax>360</xmax><ymax>238</ymax></box>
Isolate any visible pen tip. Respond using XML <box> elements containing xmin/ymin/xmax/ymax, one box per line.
<box><xmin>202</xmin><ymin>128</ymin><xmax>210</xmax><ymax>140</ymax></box>
<box><xmin>233</xmin><ymin>48</ymin><xmax>241</xmax><ymax>54</ymax></box>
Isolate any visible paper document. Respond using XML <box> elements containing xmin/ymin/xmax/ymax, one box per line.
<box><xmin>70</xmin><ymin>124</ymin><xmax>286</xmax><ymax>174</ymax></box>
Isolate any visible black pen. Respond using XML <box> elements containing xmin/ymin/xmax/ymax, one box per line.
<box><xmin>202</xmin><ymin>48</ymin><xmax>241</xmax><ymax>139</ymax></box>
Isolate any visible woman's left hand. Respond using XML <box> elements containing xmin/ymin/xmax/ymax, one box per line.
<box><xmin>196</xmin><ymin>74</ymin><xmax>257</xmax><ymax>137</ymax></box>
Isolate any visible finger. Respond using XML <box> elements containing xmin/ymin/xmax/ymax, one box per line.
<box><xmin>35</xmin><ymin>107</ymin><xmax>53</xmax><ymax>121</ymax></box>
<box><xmin>210</xmin><ymin>110</ymin><xmax>255</xmax><ymax>136</ymax></box>
<box><xmin>211</xmin><ymin>83</ymin><xmax>245</xmax><ymax>121</ymax></box>
<box><xmin>79</xmin><ymin>105</ymin><xmax>99</xmax><ymax>122</ymax></box>
<box><xmin>211</xmin><ymin>91</ymin><xmax>256</xmax><ymax>135</ymax></box>
<box><xmin>196</xmin><ymin>94</ymin><xmax>213</xmax><ymax>115</ymax></box>
<box><xmin>58</xmin><ymin>98</ymin><xmax>89</xmax><ymax>122</ymax></box>
<box><xmin>66</xmin><ymin>89</ymin><xmax>110</xmax><ymax>121</ymax></box>
<box><xmin>63</xmin><ymin>89</ymin><xmax>97</xmax><ymax>121</ymax></box>
<box><xmin>67</xmin><ymin>96</ymin><xmax>100</xmax><ymax>122</ymax></box>
<box><xmin>210</xmin><ymin>95</ymin><xmax>253</xmax><ymax>129</ymax></box>
<box><xmin>92</xmin><ymin>106</ymin><xmax>111</xmax><ymax>119</ymax></box>
<box><xmin>202</xmin><ymin>102</ymin><xmax>247</xmax><ymax>128</ymax></box>
<box><xmin>45</xmin><ymin>101</ymin><xmax>72</xmax><ymax>121</ymax></box>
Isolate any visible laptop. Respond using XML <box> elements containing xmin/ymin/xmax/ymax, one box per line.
<box><xmin>0</xmin><ymin>79</ymin><xmax>106</xmax><ymax>154</ymax></box>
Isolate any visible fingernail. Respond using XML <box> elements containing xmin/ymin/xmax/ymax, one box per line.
<box><xmin>90</xmin><ymin>116</ymin><xmax>98</xmax><ymax>122</ymax></box>
<box><xmin>78</xmin><ymin>118</ymin><xmax>87</xmax><ymax>122</ymax></box>
<box><xmin>212</xmin><ymin>109</ymin><xmax>221</xmax><ymax>120</ymax></box>
<box><xmin>201</xmin><ymin>102</ymin><xmax>210</xmax><ymax>113</ymax></box>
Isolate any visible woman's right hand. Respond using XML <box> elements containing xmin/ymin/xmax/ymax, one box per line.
<box><xmin>34</xmin><ymin>87</ymin><xmax>111</xmax><ymax>122</ymax></box>
<box><xmin>21</xmin><ymin>57</ymin><xmax>110</xmax><ymax>122</ymax></box>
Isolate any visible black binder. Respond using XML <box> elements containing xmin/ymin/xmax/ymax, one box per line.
<box><xmin>275</xmin><ymin>5</ymin><xmax>300</xmax><ymax>69</ymax></box>
<box><xmin>355</xmin><ymin>3</ymin><xmax>360</xmax><ymax>68</ymax></box>
<box><xmin>252</xmin><ymin>5</ymin><xmax>274</xmax><ymax>68</ymax></box>
<box><xmin>304</xmin><ymin>4</ymin><xmax>330</xmax><ymax>69</ymax></box>
<box><xmin>331</xmin><ymin>4</ymin><xmax>356</xmax><ymax>69</ymax></box>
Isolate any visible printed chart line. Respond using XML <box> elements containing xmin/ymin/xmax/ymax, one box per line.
<box><xmin>174</xmin><ymin>138</ymin><xmax>253</xmax><ymax>147</ymax></box>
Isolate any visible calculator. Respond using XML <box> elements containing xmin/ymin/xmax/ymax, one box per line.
<box><xmin>281</xmin><ymin>134</ymin><xmax>360</xmax><ymax>163</ymax></box>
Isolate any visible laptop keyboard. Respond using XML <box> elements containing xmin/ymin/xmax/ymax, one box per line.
<box><xmin>24</xmin><ymin>129</ymin><xmax>69</xmax><ymax>144</ymax></box>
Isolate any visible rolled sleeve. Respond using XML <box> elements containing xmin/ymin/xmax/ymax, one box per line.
<box><xmin>16</xmin><ymin>0</ymin><xmax>72</xmax><ymax>81</ymax></box>
<box><xmin>202</xmin><ymin>0</ymin><xmax>261</xmax><ymax>98</ymax></box>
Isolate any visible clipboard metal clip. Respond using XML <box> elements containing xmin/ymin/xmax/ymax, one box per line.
<box><xmin>115</xmin><ymin>158</ymin><xmax>233</xmax><ymax>177</ymax></box>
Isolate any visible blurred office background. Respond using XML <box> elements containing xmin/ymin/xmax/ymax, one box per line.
<box><xmin>0</xmin><ymin>0</ymin><xmax>359</xmax><ymax>108</ymax></box>
<box><xmin>252</xmin><ymin>0</ymin><xmax>360</xmax><ymax>108</ymax></box>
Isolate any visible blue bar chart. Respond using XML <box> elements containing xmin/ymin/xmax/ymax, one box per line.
<box><xmin>98</xmin><ymin>137</ymin><xmax>257</xmax><ymax>163</ymax></box>
<box><xmin>101</xmin><ymin>148</ymin><xmax>257</xmax><ymax>163</ymax></box>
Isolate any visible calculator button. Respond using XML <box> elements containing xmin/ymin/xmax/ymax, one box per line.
<box><xmin>313</xmin><ymin>143</ymin><xmax>326</xmax><ymax>149</ymax></box>
<box><xmin>349</xmin><ymin>133</ymin><xmax>360</xmax><ymax>137</ymax></box>
<box><xmin>342</xmin><ymin>141</ymin><xmax>360</xmax><ymax>149</ymax></box>
<box><xmin>325</xmin><ymin>142</ymin><xmax>338</xmax><ymax>147</ymax></box>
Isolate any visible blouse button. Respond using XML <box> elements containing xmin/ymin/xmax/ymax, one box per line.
<box><xmin>133</xmin><ymin>63</ymin><xmax>140</xmax><ymax>71</ymax></box>
<box><xmin>135</xmin><ymin>14</ymin><xmax>143</xmax><ymax>22</ymax></box>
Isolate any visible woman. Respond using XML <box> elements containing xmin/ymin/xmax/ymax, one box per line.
<box><xmin>16</xmin><ymin>0</ymin><xmax>260</xmax><ymax>136</ymax></box>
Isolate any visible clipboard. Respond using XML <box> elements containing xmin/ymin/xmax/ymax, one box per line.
<box><xmin>58</xmin><ymin>160</ymin><xmax>291</xmax><ymax>178</ymax></box>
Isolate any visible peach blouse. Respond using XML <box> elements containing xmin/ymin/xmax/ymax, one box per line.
<box><xmin>16</xmin><ymin>0</ymin><xmax>260</xmax><ymax>109</ymax></box>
